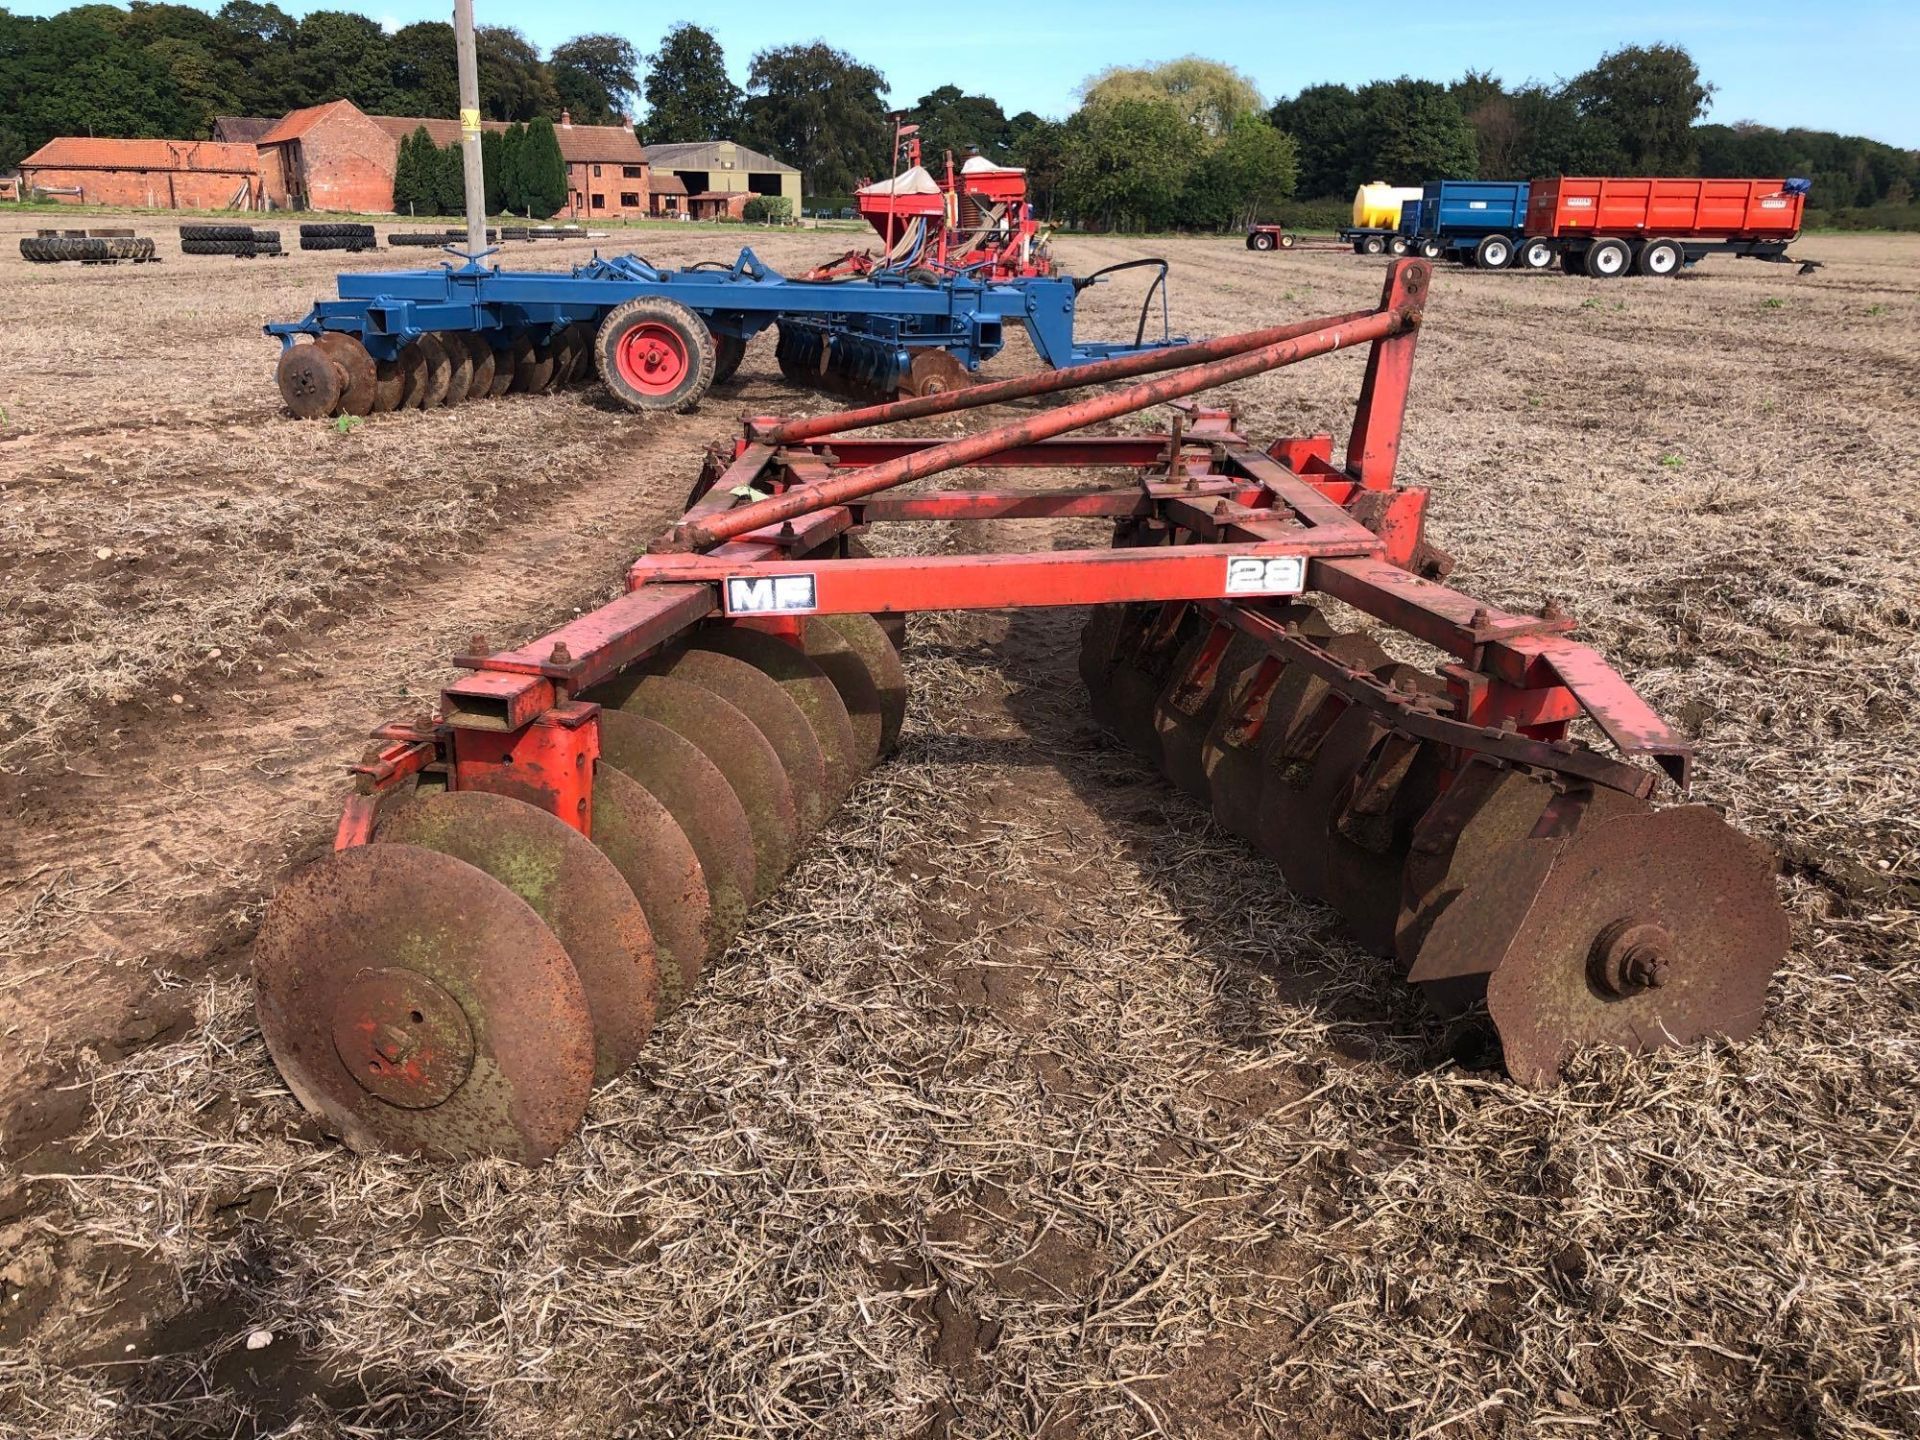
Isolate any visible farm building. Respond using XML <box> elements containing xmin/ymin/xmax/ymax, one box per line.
<box><xmin>258</xmin><ymin>100</ymin><xmax>400</xmax><ymax>213</ymax></box>
<box><xmin>643</xmin><ymin>140</ymin><xmax>801</xmax><ymax>219</ymax></box>
<box><xmin>372</xmin><ymin>110</ymin><xmax>650</xmax><ymax>219</ymax></box>
<box><xmin>17</xmin><ymin>138</ymin><xmax>263</xmax><ymax>209</ymax></box>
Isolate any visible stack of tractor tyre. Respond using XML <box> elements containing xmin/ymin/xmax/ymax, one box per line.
<box><xmin>180</xmin><ymin>223</ymin><xmax>283</xmax><ymax>258</ymax></box>
<box><xmin>299</xmin><ymin>222</ymin><xmax>378</xmax><ymax>253</ymax></box>
<box><xmin>22</xmin><ymin>231</ymin><xmax>158</xmax><ymax>264</ymax></box>
<box><xmin>389</xmin><ymin>227</ymin><xmax>519</xmax><ymax>246</ymax></box>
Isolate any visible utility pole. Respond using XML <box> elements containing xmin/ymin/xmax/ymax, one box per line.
<box><xmin>452</xmin><ymin>0</ymin><xmax>488</xmax><ymax>256</ymax></box>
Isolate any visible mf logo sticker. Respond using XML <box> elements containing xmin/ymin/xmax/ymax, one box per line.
<box><xmin>725</xmin><ymin>574</ymin><xmax>818</xmax><ymax>615</ymax></box>
<box><xmin>1224</xmin><ymin>556</ymin><xmax>1306</xmax><ymax>596</ymax></box>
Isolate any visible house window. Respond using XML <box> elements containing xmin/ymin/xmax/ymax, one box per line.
<box><xmin>593</xmin><ymin>164</ymin><xmax>601</xmax><ymax>177</ymax></box>
<box><xmin>623</xmin><ymin>165</ymin><xmax>641</xmax><ymax>178</ymax></box>
<box><xmin>620</xmin><ymin>192</ymin><xmax>639</xmax><ymax>207</ymax></box>
<box><xmin>591</xmin><ymin>193</ymin><xmax>605</xmax><ymax>209</ymax></box>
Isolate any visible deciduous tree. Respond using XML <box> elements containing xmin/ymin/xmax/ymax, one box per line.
<box><xmin>640</xmin><ymin>23</ymin><xmax>740</xmax><ymax>143</ymax></box>
<box><xmin>1566</xmin><ymin>44</ymin><xmax>1712</xmax><ymax>175</ymax></box>
<box><xmin>740</xmin><ymin>42</ymin><xmax>888</xmax><ymax>196</ymax></box>
<box><xmin>551</xmin><ymin>33</ymin><xmax>638</xmax><ymax>125</ymax></box>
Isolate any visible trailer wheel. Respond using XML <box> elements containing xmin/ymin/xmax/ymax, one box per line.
<box><xmin>596</xmin><ymin>297</ymin><xmax>715</xmax><ymax>413</ymax></box>
<box><xmin>1388</xmin><ymin>236</ymin><xmax>1408</xmax><ymax>256</ymax></box>
<box><xmin>1351</xmin><ymin>240</ymin><xmax>1366</xmax><ymax>255</ymax></box>
<box><xmin>1583</xmin><ymin>238</ymin><xmax>1632</xmax><ymax>279</ymax></box>
<box><xmin>1362</xmin><ymin>235</ymin><xmax>1386</xmax><ymax>255</ymax></box>
<box><xmin>1473</xmin><ymin>234</ymin><xmax>1514</xmax><ymax>270</ymax></box>
<box><xmin>1518</xmin><ymin>237</ymin><xmax>1554</xmax><ymax>271</ymax></box>
<box><xmin>1251</xmin><ymin>231</ymin><xmax>1276</xmax><ymax>252</ymax></box>
<box><xmin>1637</xmin><ymin>238</ymin><xmax>1683</xmax><ymax>277</ymax></box>
<box><xmin>1419</xmin><ymin>239</ymin><xmax>1443</xmax><ymax>260</ymax></box>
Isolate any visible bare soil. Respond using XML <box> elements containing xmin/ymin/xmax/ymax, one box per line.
<box><xmin>0</xmin><ymin>214</ymin><xmax>1916</xmax><ymax>1438</ymax></box>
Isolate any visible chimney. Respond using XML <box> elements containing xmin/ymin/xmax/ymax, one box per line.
<box><xmin>560</xmin><ymin>109</ymin><xmax>572</xmax><ymax>128</ymax></box>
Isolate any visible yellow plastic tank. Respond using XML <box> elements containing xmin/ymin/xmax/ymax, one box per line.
<box><xmin>1352</xmin><ymin>182</ymin><xmax>1424</xmax><ymax>230</ymax></box>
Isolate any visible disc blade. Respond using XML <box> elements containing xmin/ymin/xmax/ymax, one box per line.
<box><xmin>817</xmin><ymin>613</ymin><xmax>906</xmax><ymax>757</ymax></box>
<box><xmin>253</xmin><ymin>844</ymin><xmax>593</xmax><ymax>1163</ymax></box>
<box><xmin>416</xmin><ymin>333</ymin><xmax>453</xmax><ymax>408</ymax></box>
<box><xmin>440</xmin><ymin>334</ymin><xmax>473</xmax><ymax>405</ymax></box>
<box><xmin>371</xmin><ymin>356</ymin><xmax>404</xmax><ymax>413</ymax></box>
<box><xmin>1484</xmin><ymin>806</ymin><xmax>1789</xmax><ymax>1087</ymax></box>
<box><xmin>315</xmin><ymin>332</ymin><xmax>377</xmax><ymax>417</ymax></box>
<box><xmin>486</xmin><ymin>336</ymin><xmax>516</xmax><ymax>397</ymax></box>
<box><xmin>396</xmin><ymin>341</ymin><xmax>429</xmax><ymax>409</ymax></box>
<box><xmin>690</xmin><ymin>627</ymin><xmax>859</xmax><ymax>806</ymax></box>
<box><xmin>801</xmin><ymin>621</ymin><xmax>885</xmax><ymax>767</ymax></box>
<box><xmin>514</xmin><ymin>334</ymin><xmax>554</xmax><ymax>393</ymax></box>
<box><xmin>1078</xmin><ymin>606</ymin><xmax>1127</xmax><ymax>729</ymax></box>
<box><xmin>592</xmin><ymin>674</ymin><xmax>798</xmax><ymax>903</ymax></box>
<box><xmin>462</xmin><ymin>332</ymin><xmax>496</xmax><ymax>399</ymax></box>
<box><xmin>588</xmin><ymin>764</ymin><xmax>709</xmax><ymax>1014</ymax></box>
<box><xmin>276</xmin><ymin>343</ymin><xmax>342</xmax><ymax>419</ymax></box>
<box><xmin>640</xmin><ymin>646</ymin><xmax>832</xmax><ymax>838</ymax></box>
<box><xmin>596</xmin><ymin>708</ymin><xmax>757</xmax><ymax>961</ymax></box>
<box><xmin>377</xmin><ymin>790</ymin><xmax>656</xmax><ymax>1081</ymax></box>
<box><xmin>1155</xmin><ymin>628</ymin><xmax>1262</xmax><ymax>802</ymax></box>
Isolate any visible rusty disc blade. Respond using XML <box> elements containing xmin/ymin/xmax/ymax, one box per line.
<box><xmin>594</xmin><ymin>673</ymin><xmax>798</xmax><ymax>904</ymax></box>
<box><xmin>395</xmin><ymin>341</ymin><xmax>429</xmax><ymax>409</ymax></box>
<box><xmin>558</xmin><ymin>322</ymin><xmax>593</xmax><ymax>385</ymax></box>
<box><xmin>1078</xmin><ymin>606</ymin><xmax>1127</xmax><ymax>730</ymax></box>
<box><xmin>543</xmin><ymin>334</ymin><xmax>576</xmax><ymax>394</ymax></box>
<box><xmin>416</xmin><ymin>333</ymin><xmax>453</xmax><ymax>408</ymax></box>
<box><xmin>841</xmin><ymin>538</ymin><xmax>907</xmax><ymax>651</ymax></box>
<box><xmin>588</xmin><ymin>764</ymin><xmax>709</xmax><ymax>1015</ymax></box>
<box><xmin>276</xmin><ymin>343</ymin><xmax>343</xmax><ymax>419</ymax></box>
<box><xmin>462</xmin><ymin>332</ymin><xmax>496</xmax><ymax>399</ymax></box>
<box><xmin>904</xmin><ymin>348</ymin><xmax>970</xmax><ymax>398</ymax></box>
<box><xmin>640</xmin><ymin>646</ymin><xmax>831</xmax><ymax>839</ymax></box>
<box><xmin>252</xmin><ymin>843</ymin><xmax>594</xmax><ymax>1163</ymax></box>
<box><xmin>597</xmin><ymin>708</ymin><xmax>757</xmax><ymax>961</ymax></box>
<box><xmin>486</xmin><ymin>336</ymin><xmax>517</xmax><ymax>397</ymax></box>
<box><xmin>692</xmin><ymin>627</ymin><xmax>859</xmax><ymax>805</ymax></box>
<box><xmin>514</xmin><ymin>334</ymin><xmax>555</xmax><ymax>393</ymax></box>
<box><xmin>1397</xmin><ymin>761</ymin><xmax>1557</xmax><ymax>981</ymax></box>
<box><xmin>315</xmin><ymin>332</ymin><xmax>377</xmax><ymax>417</ymax></box>
<box><xmin>370</xmin><ymin>356</ymin><xmax>404</xmax><ymax>413</ymax></box>
<box><xmin>1317</xmin><ymin>725</ymin><xmax>1445</xmax><ymax>957</ymax></box>
<box><xmin>1253</xmin><ymin>632</ymin><xmax>1390</xmax><ymax>888</ymax></box>
<box><xmin>818</xmin><ymin>613</ymin><xmax>906</xmax><ymax>757</ymax></box>
<box><xmin>800</xmin><ymin>621</ymin><xmax>886</xmax><ymax>767</ymax></box>
<box><xmin>376</xmin><ymin>789</ymin><xmax>657</xmax><ymax>1082</ymax></box>
<box><xmin>440</xmin><ymin>333</ymin><xmax>473</xmax><ymax>405</ymax></box>
<box><xmin>1156</xmin><ymin>630</ymin><xmax>1261</xmax><ymax>802</ymax></box>
<box><xmin>1480</xmin><ymin>806</ymin><xmax>1789</xmax><ymax>1086</ymax></box>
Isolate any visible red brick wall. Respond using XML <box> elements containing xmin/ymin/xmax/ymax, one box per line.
<box><xmin>561</xmin><ymin>159</ymin><xmax>649</xmax><ymax>219</ymax></box>
<box><xmin>19</xmin><ymin>166</ymin><xmax>256</xmax><ymax>208</ymax></box>
<box><xmin>290</xmin><ymin>108</ymin><xmax>401</xmax><ymax>212</ymax></box>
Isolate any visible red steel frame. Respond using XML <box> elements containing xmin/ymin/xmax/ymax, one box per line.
<box><xmin>333</xmin><ymin>258</ymin><xmax>1690</xmax><ymax>854</ymax></box>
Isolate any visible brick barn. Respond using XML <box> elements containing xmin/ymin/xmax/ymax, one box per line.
<box><xmin>257</xmin><ymin>100</ymin><xmax>398</xmax><ymax>213</ymax></box>
<box><xmin>17</xmin><ymin>138</ymin><xmax>262</xmax><ymax>209</ymax></box>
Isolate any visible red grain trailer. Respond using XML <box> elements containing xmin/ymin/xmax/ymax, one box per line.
<box><xmin>1522</xmin><ymin>177</ymin><xmax>1813</xmax><ymax>277</ymax></box>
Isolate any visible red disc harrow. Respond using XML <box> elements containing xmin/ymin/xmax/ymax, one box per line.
<box><xmin>253</xmin><ymin>258</ymin><xmax>1789</xmax><ymax>1162</ymax></box>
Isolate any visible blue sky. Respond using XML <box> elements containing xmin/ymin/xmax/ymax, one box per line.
<box><xmin>23</xmin><ymin>0</ymin><xmax>1918</xmax><ymax>147</ymax></box>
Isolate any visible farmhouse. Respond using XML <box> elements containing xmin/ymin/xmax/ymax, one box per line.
<box><xmin>18</xmin><ymin>137</ymin><xmax>263</xmax><ymax>209</ymax></box>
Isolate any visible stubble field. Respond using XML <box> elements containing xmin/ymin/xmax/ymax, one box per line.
<box><xmin>0</xmin><ymin>215</ymin><xmax>1916</xmax><ymax>1439</ymax></box>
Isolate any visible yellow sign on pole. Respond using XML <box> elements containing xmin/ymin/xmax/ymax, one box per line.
<box><xmin>460</xmin><ymin>108</ymin><xmax>482</xmax><ymax>135</ymax></box>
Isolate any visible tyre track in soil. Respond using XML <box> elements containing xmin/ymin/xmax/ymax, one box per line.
<box><xmin>0</xmin><ymin>412</ymin><xmax>721</xmax><ymax>1128</ymax></box>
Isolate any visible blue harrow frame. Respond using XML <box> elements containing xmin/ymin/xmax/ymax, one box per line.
<box><xmin>266</xmin><ymin>247</ymin><xmax>1183</xmax><ymax>415</ymax></box>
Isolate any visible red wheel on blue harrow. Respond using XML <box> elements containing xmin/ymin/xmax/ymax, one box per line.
<box><xmin>275</xmin><ymin>342</ymin><xmax>345</xmax><ymax>419</ymax></box>
<box><xmin>595</xmin><ymin>296</ymin><xmax>715</xmax><ymax>413</ymax></box>
<box><xmin>315</xmin><ymin>333</ymin><xmax>378</xmax><ymax>417</ymax></box>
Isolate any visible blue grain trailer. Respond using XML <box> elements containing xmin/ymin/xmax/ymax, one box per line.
<box><xmin>1397</xmin><ymin>181</ymin><xmax>1539</xmax><ymax>269</ymax></box>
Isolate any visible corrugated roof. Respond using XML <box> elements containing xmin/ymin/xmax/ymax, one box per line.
<box><xmin>373</xmin><ymin>114</ymin><xmax>645</xmax><ymax>166</ymax></box>
<box><xmin>258</xmin><ymin>100</ymin><xmax>362</xmax><ymax>146</ymax></box>
<box><xmin>646</xmin><ymin>140</ymin><xmax>797</xmax><ymax>175</ymax></box>
<box><xmin>21</xmin><ymin>137</ymin><xmax>261</xmax><ymax>173</ymax></box>
<box><xmin>214</xmin><ymin>116</ymin><xmax>277</xmax><ymax>144</ymax></box>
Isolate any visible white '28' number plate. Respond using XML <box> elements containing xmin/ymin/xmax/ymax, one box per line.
<box><xmin>1223</xmin><ymin>556</ymin><xmax>1306</xmax><ymax>596</ymax></box>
